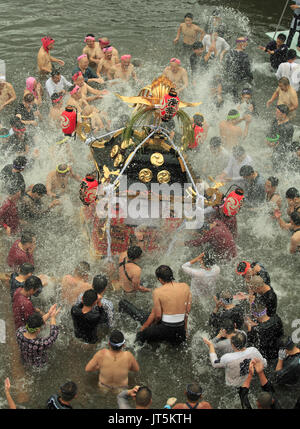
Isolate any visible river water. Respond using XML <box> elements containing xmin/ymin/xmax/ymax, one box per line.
<box><xmin>0</xmin><ymin>0</ymin><xmax>300</xmax><ymax>409</ymax></box>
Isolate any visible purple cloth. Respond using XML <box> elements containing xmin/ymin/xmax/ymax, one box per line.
<box><xmin>16</xmin><ymin>325</ymin><xmax>59</xmax><ymax>367</ymax></box>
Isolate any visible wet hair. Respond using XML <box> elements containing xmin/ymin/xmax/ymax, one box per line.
<box><xmin>155</xmin><ymin>265</ymin><xmax>175</xmax><ymax>282</ymax></box>
<box><xmin>184</xmin><ymin>13</ymin><xmax>193</xmax><ymax>19</ymax></box>
<box><xmin>192</xmin><ymin>41</ymin><xmax>203</xmax><ymax>50</ymax></box>
<box><xmin>233</xmin><ymin>145</ymin><xmax>245</xmax><ymax>159</ymax></box>
<box><xmin>278</xmin><ymin>77</ymin><xmax>290</xmax><ymax>86</ymax></box>
<box><xmin>239</xmin><ymin>165</ymin><xmax>254</xmax><ymax>177</ymax></box>
<box><xmin>278</xmin><ymin>335</ymin><xmax>295</xmax><ymax>351</ymax></box>
<box><xmin>277</xmin><ymin>33</ymin><xmax>286</xmax><ymax>42</ymax></box>
<box><xmin>75</xmin><ymin>261</ymin><xmax>90</xmax><ymax>277</ymax></box>
<box><xmin>82</xmin><ymin>289</ymin><xmax>97</xmax><ymax>306</ymax></box>
<box><xmin>24</xmin><ymin>275</ymin><xmax>42</xmax><ymax>292</ymax></box>
<box><xmin>136</xmin><ymin>386</ymin><xmax>152</xmax><ymax>407</ymax></box>
<box><xmin>193</xmin><ymin>114</ymin><xmax>204</xmax><ymax>126</ymax></box>
<box><xmin>231</xmin><ymin>331</ymin><xmax>247</xmax><ymax>350</ymax></box>
<box><xmin>13</xmin><ymin>156</ymin><xmax>27</xmax><ymax>170</ymax></box>
<box><xmin>51</xmin><ymin>69</ymin><xmax>61</xmax><ymax>77</ymax></box>
<box><xmin>20</xmin><ymin>231</ymin><xmax>35</xmax><ymax>245</ymax></box>
<box><xmin>257</xmin><ymin>392</ymin><xmax>273</xmax><ymax>409</ymax></box>
<box><xmin>26</xmin><ymin>312</ymin><xmax>44</xmax><ymax>329</ymax></box>
<box><xmin>24</xmin><ymin>93</ymin><xmax>34</xmax><ymax>103</ymax></box>
<box><xmin>92</xmin><ymin>275</ymin><xmax>108</xmax><ymax>294</ymax></box>
<box><xmin>220</xmin><ymin>290</ymin><xmax>233</xmax><ymax>304</ymax></box>
<box><xmin>127</xmin><ymin>246</ymin><xmax>142</xmax><ymax>260</ymax></box>
<box><xmin>287</xmin><ymin>49</ymin><xmax>297</xmax><ymax>61</ymax></box>
<box><xmin>220</xmin><ymin>318</ymin><xmax>235</xmax><ymax>334</ymax></box>
<box><xmin>20</xmin><ymin>263</ymin><xmax>35</xmax><ymax>276</ymax></box>
<box><xmin>32</xmin><ymin>183</ymin><xmax>47</xmax><ymax>196</ymax></box>
<box><xmin>186</xmin><ymin>383</ymin><xmax>203</xmax><ymax>401</ymax></box>
<box><xmin>267</xmin><ymin>177</ymin><xmax>279</xmax><ymax>188</ymax></box>
<box><xmin>51</xmin><ymin>92</ymin><xmax>62</xmax><ymax>104</ymax></box>
<box><xmin>60</xmin><ymin>381</ymin><xmax>77</xmax><ymax>401</ymax></box>
<box><xmin>86</xmin><ymin>33</ymin><xmax>95</xmax><ymax>38</ymax></box>
<box><xmin>210</xmin><ymin>136</ymin><xmax>222</xmax><ymax>148</ymax></box>
<box><xmin>109</xmin><ymin>330</ymin><xmax>125</xmax><ymax>351</ymax></box>
<box><xmin>291</xmin><ymin>211</ymin><xmax>300</xmax><ymax>226</ymax></box>
<box><xmin>227</xmin><ymin>109</ymin><xmax>239</xmax><ymax>118</ymax></box>
<box><xmin>202</xmin><ymin>251</ymin><xmax>216</xmax><ymax>268</ymax></box>
<box><xmin>286</xmin><ymin>187</ymin><xmax>299</xmax><ymax>199</ymax></box>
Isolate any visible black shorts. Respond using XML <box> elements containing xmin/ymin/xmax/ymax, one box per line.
<box><xmin>135</xmin><ymin>321</ymin><xmax>186</xmax><ymax>345</ymax></box>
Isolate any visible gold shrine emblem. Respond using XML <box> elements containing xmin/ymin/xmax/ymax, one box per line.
<box><xmin>139</xmin><ymin>168</ymin><xmax>153</xmax><ymax>183</ymax></box>
<box><xmin>150</xmin><ymin>152</ymin><xmax>164</xmax><ymax>167</ymax></box>
<box><xmin>157</xmin><ymin>170</ymin><xmax>171</xmax><ymax>183</ymax></box>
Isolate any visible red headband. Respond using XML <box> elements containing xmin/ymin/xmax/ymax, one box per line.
<box><xmin>72</xmin><ymin>71</ymin><xmax>82</xmax><ymax>81</ymax></box>
<box><xmin>236</xmin><ymin>261</ymin><xmax>251</xmax><ymax>276</ymax></box>
<box><xmin>70</xmin><ymin>85</ymin><xmax>80</xmax><ymax>95</ymax></box>
<box><xmin>13</xmin><ymin>126</ymin><xmax>26</xmax><ymax>133</ymax></box>
<box><xmin>99</xmin><ymin>38</ymin><xmax>110</xmax><ymax>46</ymax></box>
<box><xmin>41</xmin><ymin>36</ymin><xmax>54</xmax><ymax>52</ymax></box>
<box><xmin>52</xmin><ymin>95</ymin><xmax>63</xmax><ymax>104</ymax></box>
<box><xmin>84</xmin><ymin>36</ymin><xmax>95</xmax><ymax>42</ymax></box>
<box><xmin>121</xmin><ymin>55</ymin><xmax>131</xmax><ymax>61</ymax></box>
<box><xmin>170</xmin><ymin>58</ymin><xmax>181</xmax><ymax>65</ymax></box>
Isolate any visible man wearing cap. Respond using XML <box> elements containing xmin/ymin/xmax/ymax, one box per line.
<box><xmin>72</xmin><ymin>55</ymin><xmax>104</xmax><ymax>85</ymax></box>
<box><xmin>162</xmin><ymin>58</ymin><xmax>188</xmax><ymax>94</ymax></box>
<box><xmin>267</xmin><ymin>77</ymin><xmax>298</xmax><ymax>115</ymax></box>
<box><xmin>169</xmin><ymin>382</ymin><xmax>212</xmax><ymax>409</ymax></box>
<box><xmin>239</xmin><ymin>165</ymin><xmax>265</xmax><ymax>207</ymax></box>
<box><xmin>18</xmin><ymin>183</ymin><xmax>60</xmax><ymax>223</ymax></box>
<box><xmin>0</xmin><ymin>156</ymin><xmax>27</xmax><ymax>196</ymax></box>
<box><xmin>0</xmin><ymin>79</ymin><xmax>16</xmax><ymax>112</ymax></box>
<box><xmin>112</xmin><ymin>55</ymin><xmax>137</xmax><ymax>83</ymax></box>
<box><xmin>85</xmin><ymin>330</ymin><xmax>139</xmax><ymax>393</ymax></box>
<box><xmin>37</xmin><ymin>36</ymin><xmax>64</xmax><ymax>75</ymax></box>
<box><xmin>45</xmin><ymin>70</ymin><xmax>72</xmax><ymax>98</ymax></box>
<box><xmin>276</xmin><ymin>49</ymin><xmax>300</xmax><ymax>91</ymax></box>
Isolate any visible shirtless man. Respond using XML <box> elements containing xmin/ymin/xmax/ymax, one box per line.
<box><xmin>85</xmin><ymin>330</ymin><xmax>139</xmax><ymax>393</ymax></box>
<box><xmin>112</xmin><ymin>55</ymin><xmax>137</xmax><ymax>83</ymax></box>
<box><xmin>64</xmin><ymin>85</ymin><xmax>88</xmax><ymax>117</ymax></box>
<box><xmin>82</xmin><ymin>34</ymin><xmax>102</xmax><ymax>69</ymax></box>
<box><xmin>81</xmin><ymin>105</ymin><xmax>111</xmax><ymax>132</ymax></box>
<box><xmin>98</xmin><ymin>37</ymin><xmax>119</xmax><ymax>63</ymax></box>
<box><xmin>97</xmin><ymin>47</ymin><xmax>117</xmax><ymax>80</ymax></box>
<box><xmin>173</xmin><ymin>13</ymin><xmax>205</xmax><ymax>47</ymax></box>
<box><xmin>72</xmin><ymin>55</ymin><xmax>104</xmax><ymax>85</ymax></box>
<box><xmin>71</xmin><ymin>71</ymin><xmax>105</xmax><ymax>105</ymax></box>
<box><xmin>48</xmin><ymin>93</ymin><xmax>64</xmax><ymax>127</ymax></box>
<box><xmin>136</xmin><ymin>265</ymin><xmax>192</xmax><ymax>345</ymax></box>
<box><xmin>37</xmin><ymin>36</ymin><xmax>64</xmax><ymax>75</ymax></box>
<box><xmin>162</xmin><ymin>58</ymin><xmax>188</xmax><ymax>94</ymax></box>
<box><xmin>265</xmin><ymin>177</ymin><xmax>282</xmax><ymax>212</ymax></box>
<box><xmin>219</xmin><ymin>109</ymin><xmax>251</xmax><ymax>150</ymax></box>
<box><xmin>61</xmin><ymin>261</ymin><xmax>91</xmax><ymax>305</ymax></box>
<box><xmin>118</xmin><ymin>246</ymin><xmax>150</xmax><ymax>294</ymax></box>
<box><xmin>0</xmin><ymin>80</ymin><xmax>16</xmax><ymax>112</ymax></box>
<box><xmin>289</xmin><ymin>212</ymin><xmax>300</xmax><ymax>253</ymax></box>
<box><xmin>267</xmin><ymin>77</ymin><xmax>298</xmax><ymax>115</ymax></box>
<box><xmin>46</xmin><ymin>163</ymin><xmax>81</xmax><ymax>198</ymax></box>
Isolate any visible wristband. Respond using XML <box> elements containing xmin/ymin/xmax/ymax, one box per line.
<box><xmin>164</xmin><ymin>405</ymin><xmax>171</xmax><ymax>409</ymax></box>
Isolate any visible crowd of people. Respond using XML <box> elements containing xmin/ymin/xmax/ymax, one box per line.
<box><xmin>1</xmin><ymin>5</ymin><xmax>300</xmax><ymax>410</ymax></box>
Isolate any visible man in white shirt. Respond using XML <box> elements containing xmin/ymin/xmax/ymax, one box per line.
<box><xmin>201</xmin><ymin>137</ymin><xmax>230</xmax><ymax>179</ymax></box>
<box><xmin>276</xmin><ymin>49</ymin><xmax>300</xmax><ymax>91</ymax></box>
<box><xmin>202</xmin><ymin>30</ymin><xmax>230</xmax><ymax>61</ymax></box>
<box><xmin>45</xmin><ymin>70</ymin><xmax>72</xmax><ymax>98</ymax></box>
<box><xmin>203</xmin><ymin>331</ymin><xmax>267</xmax><ymax>387</ymax></box>
<box><xmin>182</xmin><ymin>251</ymin><xmax>220</xmax><ymax>298</ymax></box>
<box><xmin>216</xmin><ymin>145</ymin><xmax>252</xmax><ymax>185</ymax></box>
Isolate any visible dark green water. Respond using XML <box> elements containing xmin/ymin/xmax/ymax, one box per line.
<box><xmin>0</xmin><ymin>0</ymin><xmax>300</xmax><ymax>410</ymax></box>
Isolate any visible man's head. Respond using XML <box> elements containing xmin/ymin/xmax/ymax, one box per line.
<box><xmin>209</xmin><ymin>136</ymin><xmax>222</xmax><ymax>153</ymax></box>
<box><xmin>109</xmin><ymin>330</ymin><xmax>125</xmax><ymax>351</ymax></box>
<box><xmin>84</xmin><ymin>33</ymin><xmax>95</xmax><ymax>48</ymax></box>
<box><xmin>25</xmin><ymin>312</ymin><xmax>44</xmax><ymax>333</ymax></box>
<box><xmin>276</xmin><ymin>33</ymin><xmax>286</xmax><ymax>46</ymax></box>
<box><xmin>103</xmin><ymin>46</ymin><xmax>113</xmax><ymax>60</ymax></box>
<box><xmin>236</xmin><ymin>261</ymin><xmax>252</xmax><ymax>281</ymax></box>
<box><xmin>155</xmin><ymin>265</ymin><xmax>175</xmax><ymax>283</ymax></box>
<box><xmin>24</xmin><ymin>275</ymin><xmax>42</xmax><ymax>295</ymax></box>
<box><xmin>60</xmin><ymin>381</ymin><xmax>78</xmax><ymax>402</ymax></box>
<box><xmin>239</xmin><ymin>165</ymin><xmax>255</xmax><ymax>182</ymax></box>
<box><xmin>77</xmin><ymin>54</ymin><xmax>89</xmax><ymax>70</ymax></box>
<box><xmin>251</xmin><ymin>298</ymin><xmax>268</xmax><ymax>321</ymax></box>
<box><xmin>20</xmin><ymin>231</ymin><xmax>36</xmax><ymax>252</ymax></box>
<box><xmin>285</xmin><ymin>187</ymin><xmax>300</xmax><ymax>203</ymax></box>
<box><xmin>56</xmin><ymin>163</ymin><xmax>71</xmax><ymax>176</ymax></box>
<box><xmin>248</xmin><ymin>275</ymin><xmax>265</xmax><ymax>293</ymax></box>
<box><xmin>278</xmin><ymin>335</ymin><xmax>295</xmax><ymax>352</ymax></box>
<box><xmin>135</xmin><ymin>386</ymin><xmax>152</xmax><ymax>408</ymax></box>
<box><xmin>287</xmin><ymin>49</ymin><xmax>297</xmax><ymax>62</ymax></box>
<box><xmin>185</xmin><ymin>383</ymin><xmax>203</xmax><ymax>402</ymax></box>
<box><xmin>202</xmin><ymin>251</ymin><xmax>216</xmax><ymax>268</ymax></box>
<box><xmin>69</xmin><ymin>84</ymin><xmax>81</xmax><ymax>100</ymax></box>
<box><xmin>92</xmin><ymin>274</ymin><xmax>108</xmax><ymax>295</ymax></box>
<box><xmin>257</xmin><ymin>392</ymin><xmax>273</xmax><ymax>409</ymax></box>
<box><xmin>233</xmin><ymin>145</ymin><xmax>246</xmax><ymax>162</ymax></box>
<box><xmin>31</xmin><ymin>183</ymin><xmax>47</xmax><ymax>200</ymax></box>
<box><xmin>220</xmin><ymin>318</ymin><xmax>235</xmax><ymax>335</ymax></box>
<box><xmin>99</xmin><ymin>37</ymin><xmax>110</xmax><ymax>49</ymax></box>
<box><xmin>276</xmin><ymin>103</ymin><xmax>289</xmax><ymax>120</ymax></box>
<box><xmin>20</xmin><ymin>262</ymin><xmax>35</xmax><ymax>278</ymax></box>
<box><xmin>127</xmin><ymin>246</ymin><xmax>142</xmax><ymax>261</ymax></box>
<box><xmin>72</xmin><ymin>71</ymin><xmax>85</xmax><ymax>87</ymax></box>
<box><xmin>75</xmin><ymin>261</ymin><xmax>90</xmax><ymax>280</ymax></box>
<box><xmin>184</xmin><ymin>13</ymin><xmax>193</xmax><ymax>26</ymax></box>
<box><xmin>265</xmin><ymin>176</ymin><xmax>279</xmax><ymax>194</ymax></box>
<box><xmin>192</xmin><ymin>41</ymin><xmax>204</xmax><ymax>55</ymax></box>
<box><xmin>13</xmin><ymin>156</ymin><xmax>27</xmax><ymax>172</ymax></box>
<box><xmin>51</xmin><ymin>92</ymin><xmax>63</xmax><ymax>106</ymax></box>
<box><xmin>23</xmin><ymin>93</ymin><xmax>35</xmax><ymax>107</ymax></box>
<box><xmin>193</xmin><ymin>114</ymin><xmax>204</xmax><ymax>127</ymax></box>
<box><xmin>51</xmin><ymin>69</ymin><xmax>61</xmax><ymax>84</ymax></box>
<box><xmin>227</xmin><ymin>109</ymin><xmax>240</xmax><ymax>123</ymax></box>
<box><xmin>231</xmin><ymin>331</ymin><xmax>247</xmax><ymax>351</ymax></box>
<box><xmin>170</xmin><ymin>58</ymin><xmax>181</xmax><ymax>73</ymax></box>
<box><xmin>82</xmin><ymin>289</ymin><xmax>97</xmax><ymax>307</ymax></box>
<box><xmin>236</xmin><ymin>36</ymin><xmax>248</xmax><ymax>50</ymax></box>
<box><xmin>120</xmin><ymin>55</ymin><xmax>131</xmax><ymax>69</ymax></box>
<box><xmin>278</xmin><ymin>77</ymin><xmax>290</xmax><ymax>92</ymax></box>
<box><xmin>241</xmin><ymin>87</ymin><xmax>252</xmax><ymax>102</ymax></box>
<box><xmin>219</xmin><ymin>290</ymin><xmax>233</xmax><ymax>306</ymax></box>
<box><xmin>291</xmin><ymin>211</ymin><xmax>300</xmax><ymax>227</ymax></box>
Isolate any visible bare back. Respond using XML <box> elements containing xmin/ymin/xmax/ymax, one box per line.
<box><xmin>219</xmin><ymin>120</ymin><xmax>243</xmax><ymax>150</ymax></box>
<box><xmin>96</xmin><ymin>349</ymin><xmax>138</xmax><ymax>387</ymax></box>
<box><xmin>118</xmin><ymin>252</ymin><xmax>141</xmax><ymax>293</ymax></box>
<box><xmin>61</xmin><ymin>274</ymin><xmax>91</xmax><ymax>305</ymax></box>
<box><xmin>154</xmin><ymin>281</ymin><xmax>192</xmax><ymax>315</ymax></box>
